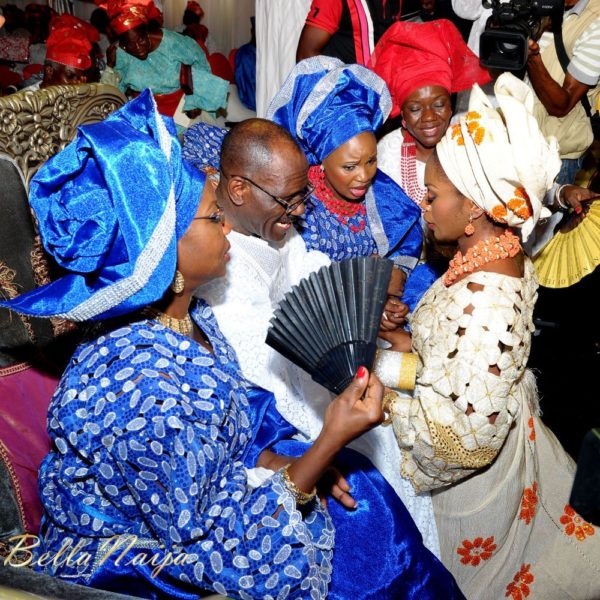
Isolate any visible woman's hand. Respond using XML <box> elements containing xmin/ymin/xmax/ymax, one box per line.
<box><xmin>318</xmin><ymin>466</ymin><xmax>356</xmax><ymax>509</ymax></box>
<box><xmin>283</xmin><ymin>369</ymin><xmax>382</xmax><ymax>504</ymax></box>
<box><xmin>321</xmin><ymin>368</ymin><xmax>384</xmax><ymax>449</ymax></box>
<box><xmin>388</xmin><ymin>267</ymin><xmax>406</xmax><ymax>298</ymax></box>
<box><xmin>260</xmin><ymin>450</ymin><xmax>357</xmax><ymax>509</ymax></box>
<box><xmin>557</xmin><ymin>185</ymin><xmax>598</xmax><ymax>214</ymax></box>
<box><xmin>256</xmin><ymin>449</ymin><xmax>295</xmax><ymax>472</ymax></box>
<box><xmin>380</xmin><ymin>297</ymin><xmax>409</xmax><ymax>331</ymax></box>
<box><xmin>378</xmin><ymin>329</ymin><xmax>413</xmax><ymax>352</ymax></box>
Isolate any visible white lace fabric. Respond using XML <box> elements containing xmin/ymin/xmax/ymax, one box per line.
<box><xmin>391</xmin><ymin>259</ymin><xmax>538</xmax><ymax>492</ymax></box>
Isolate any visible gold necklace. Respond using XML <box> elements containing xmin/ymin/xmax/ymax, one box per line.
<box><xmin>143</xmin><ymin>307</ymin><xmax>194</xmax><ymax>337</ymax></box>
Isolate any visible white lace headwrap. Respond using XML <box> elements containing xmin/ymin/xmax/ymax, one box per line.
<box><xmin>437</xmin><ymin>73</ymin><xmax>560</xmax><ymax>242</ymax></box>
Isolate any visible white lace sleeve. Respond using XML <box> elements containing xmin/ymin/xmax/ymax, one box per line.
<box><xmin>391</xmin><ymin>266</ymin><xmax>537</xmax><ymax>492</ymax></box>
<box><xmin>377</xmin><ymin>130</ymin><xmax>405</xmax><ymax>188</ymax></box>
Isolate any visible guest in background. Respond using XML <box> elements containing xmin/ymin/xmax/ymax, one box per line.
<box><xmin>38</xmin><ymin>16</ymin><xmax>100</xmax><ymax>88</ymax></box>
<box><xmin>373</xmin><ymin>20</ymin><xmax>490</xmax><ymax>206</ymax></box>
<box><xmin>296</xmin><ymin>0</ymin><xmax>401</xmax><ymax>65</ymax></box>
<box><xmin>101</xmin><ymin>0</ymin><xmax>228</xmax><ymax>119</ymax></box>
<box><xmin>234</xmin><ymin>16</ymin><xmax>256</xmax><ymax>111</ymax></box>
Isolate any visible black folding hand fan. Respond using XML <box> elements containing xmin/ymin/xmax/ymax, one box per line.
<box><xmin>266</xmin><ymin>256</ymin><xmax>393</xmax><ymax>395</ymax></box>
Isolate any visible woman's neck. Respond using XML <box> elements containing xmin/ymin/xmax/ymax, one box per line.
<box><xmin>404</xmin><ymin>129</ymin><xmax>435</xmax><ymax>163</ymax></box>
<box><xmin>161</xmin><ymin>292</ymin><xmax>192</xmax><ymax>320</ymax></box>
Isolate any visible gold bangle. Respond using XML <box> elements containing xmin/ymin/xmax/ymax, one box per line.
<box><xmin>280</xmin><ymin>464</ymin><xmax>317</xmax><ymax>505</ymax></box>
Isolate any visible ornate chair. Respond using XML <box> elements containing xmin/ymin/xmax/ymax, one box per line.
<box><xmin>0</xmin><ymin>84</ymin><xmax>126</xmax><ymax>569</ymax></box>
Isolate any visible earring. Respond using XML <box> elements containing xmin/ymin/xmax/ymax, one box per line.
<box><xmin>401</xmin><ymin>119</ymin><xmax>407</xmax><ymax>130</ymax></box>
<box><xmin>171</xmin><ymin>270</ymin><xmax>185</xmax><ymax>294</ymax></box>
<box><xmin>464</xmin><ymin>213</ymin><xmax>475</xmax><ymax>236</ymax></box>
<box><xmin>319</xmin><ymin>164</ymin><xmax>325</xmax><ymax>172</ymax></box>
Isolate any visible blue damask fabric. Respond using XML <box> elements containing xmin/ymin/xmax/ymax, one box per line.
<box><xmin>182</xmin><ymin>122</ymin><xmax>228</xmax><ymax>172</ymax></box>
<box><xmin>36</xmin><ymin>299</ymin><xmax>334</xmax><ymax>599</ymax></box>
<box><xmin>300</xmin><ymin>198</ymin><xmax>377</xmax><ymax>261</ymax></box>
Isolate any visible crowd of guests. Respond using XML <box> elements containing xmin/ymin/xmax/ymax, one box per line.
<box><xmin>0</xmin><ymin>0</ymin><xmax>257</xmax><ymax>120</ymax></box>
<box><xmin>0</xmin><ymin>0</ymin><xmax>599</xmax><ymax>599</ymax></box>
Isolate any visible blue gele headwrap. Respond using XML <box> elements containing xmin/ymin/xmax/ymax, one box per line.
<box><xmin>0</xmin><ymin>89</ymin><xmax>204</xmax><ymax>322</ymax></box>
<box><xmin>266</xmin><ymin>56</ymin><xmax>392</xmax><ymax>165</ymax></box>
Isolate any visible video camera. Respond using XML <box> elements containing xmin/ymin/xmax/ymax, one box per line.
<box><xmin>479</xmin><ymin>0</ymin><xmax>564</xmax><ymax>72</ymax></box>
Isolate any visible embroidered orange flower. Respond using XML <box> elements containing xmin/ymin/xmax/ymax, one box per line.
<box><xmin>451</xmin><ymin>124</ymin><xmax>465</xmax><ymax>146</ymax></box>
<box><xmin>491</xmin><ymin>204</ymin><xmax>508</xmax><ymax>222</ymax></box>
<box><xmin>560</xmin><ymin>505</ymin><xmax>595</xmax><ymax>541</ymax></box>
<box><xmin>505</xmin><ymin>564</ymin><xmax>534</xmax><ymax>599</ymax></box>
<box><xmin>456</xmin><ymin>536</ymin><xmax>497</xmax><ymax>566</ymax></box>
<box><xmin>528</xmin><ymin>417</ymin><xmax>536</xmax><ymax>441</ymax></box>
<box><xmin>519</xmin><ymin>482</ymin><xmax>538</xmax><ymax>525</ymax></box>
<box><xmin>507</xmin><ymin>187</ymin><xmax>533</xmax><ymax>220</ymax></box>
<box><xmin>465</xmin><ymin>111</ymin><xmax>486</xmax><ymax>145</ymax></box>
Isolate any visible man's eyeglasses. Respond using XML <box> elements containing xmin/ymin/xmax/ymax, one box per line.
<box><xmin>221</xmin><ymin>170</ymin><xmax>314</xmax><ymax>215</ymax></box>
<box><xmin>194</xmin><ymin>207</ymin><xmax>225</xmax><ymax>224</ymax></box>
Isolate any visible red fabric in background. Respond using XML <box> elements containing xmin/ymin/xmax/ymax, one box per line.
<box><xmin>208</xmin><ymin>52</ymin><xmax>234</xmax><ymax>83</ymax></box>
<box><xmin>0</xmin><ymin>363</ymin><xmax>58</xmax><ymax>534</ymax></box>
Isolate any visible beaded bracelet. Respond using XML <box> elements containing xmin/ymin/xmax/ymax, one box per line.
<box><xmin>280</xmin><ymin>465</ymin><xmax>317</xmax><ymax>505</ymax></box>
<box><xmin>374</xmin><ymin>349</ymin><xmax>418</xmax><ymax>391</ymax></box>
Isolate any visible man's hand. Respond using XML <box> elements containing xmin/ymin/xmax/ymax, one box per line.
<box><xmin>378</xmin><ymin>329</ymin><xmax>412</xmax><ymax>352</ymax></box>
<box><xmin>528</xmin><ymin>39</ymin><xmax>541</xmax><ymax>59</ymax></box>
<box><xmin>380</xmin><ymin>297</ymin><xmax>409</xmax><ymax>331</ymax></box>
<box><xmin>527</xmin><ymin>39</ymin><xmax>591</xmax><ymax>118</ymax></box>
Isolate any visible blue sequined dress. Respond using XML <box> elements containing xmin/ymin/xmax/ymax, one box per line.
<box><xmin>36</xmin><ymin>300</ymin><xmax>334</xmax><ymax>599</ymax></box>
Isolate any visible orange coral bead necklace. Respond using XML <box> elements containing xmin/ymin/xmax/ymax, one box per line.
<box><xmin>443</xmin><ymin>229</ymin><xmax>521</xmax><ymax>287</ymax></box>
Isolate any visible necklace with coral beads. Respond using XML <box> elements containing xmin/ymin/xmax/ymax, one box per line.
<box><xmin>308</xmin><ymin>166</ymin><xmax>367</xmax><ymax>233</ymax></box>
<box><xmin>443</xmin><ymin>230</ymin><xmax>521</xmax><ymax>287</ymax></box>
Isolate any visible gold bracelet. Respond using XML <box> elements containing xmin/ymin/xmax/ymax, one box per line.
<box><xmin>280</xmin><ymin>464</ymin><xmax>317</xmax><ymax>505</ymax></box>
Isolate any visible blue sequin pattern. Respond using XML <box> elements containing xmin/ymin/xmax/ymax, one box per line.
<box><xmin>37</xmin><ymin>300</ymin><xmax>334</xmax><ymax>599</ymax></box>
<box><xmin>299</xmin><ymin>198</ymin><xmax>377</xmax><ymax>261</ymax></box>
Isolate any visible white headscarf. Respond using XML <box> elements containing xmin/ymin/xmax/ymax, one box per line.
<box><xmin>437</xmin><ymin>72</ymin><xmax>560</xmax><ymax>242</ymax></box>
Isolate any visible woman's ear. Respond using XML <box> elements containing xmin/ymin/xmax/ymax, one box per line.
<box><xmin>469</xmin><ymin>201</ymin><xmax>486</xmax><ymax>221</ymax></box>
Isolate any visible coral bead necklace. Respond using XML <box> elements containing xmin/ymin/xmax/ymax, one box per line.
<box><xmin>443</xmin><ymin>230</ymin><xmax>521</xmax><ymax>287</ymax></box>
<box><xmin>308</xmin><ymin>166</ymin><xmax>367</xmax><ymax>233</ymax></box>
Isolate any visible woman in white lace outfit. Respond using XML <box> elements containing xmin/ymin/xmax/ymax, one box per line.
<box><xmin>382</xmin><ymin>73</ymin><xmax>600</xmax><ymax>599</ymax></box>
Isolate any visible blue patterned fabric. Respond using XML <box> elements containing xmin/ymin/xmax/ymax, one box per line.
<box><xmin>403</xmin><ymin>262</ymin><xmax>440</xmax><ymax>312</ymax></box>
<box><xmin>273</xmin><ymin>442</ymin><xmax>465</xmax><ymax>600</ymax></box>
<box><xmin>299</xmin><ymin>170</ymin><xmax>422</xmax><ymax>270</ymax></box>
<box><xmin>36</xmin><ymin>299</ymin><xmax>334</xmax><ymax>599</ymax></box>
<box><xmin>182</xmin><ymin>122</ymin><xmax>228</xmax><ymax>172</ymax></box>
<box><xmin>300</xmin><ymin>199</ymin><xmax>377</xmax><ymax>261</ymax></box>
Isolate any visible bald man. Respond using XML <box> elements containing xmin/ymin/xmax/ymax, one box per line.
<box><xmin>195</xmin><ymin>119</ymin><xmax>441</xmax><ymax>557</ymax></box>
